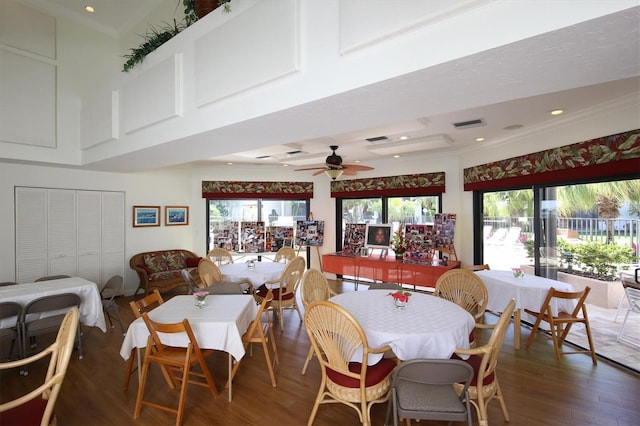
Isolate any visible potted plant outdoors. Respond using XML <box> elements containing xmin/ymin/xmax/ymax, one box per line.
<box><xmin>122</xmin><ymin>0</ymin><xmax>232</xmax><ymax>72</ymax></box>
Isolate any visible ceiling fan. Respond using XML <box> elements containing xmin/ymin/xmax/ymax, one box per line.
<box><xmin>294</xmin><ymin>145</ymin><xmax>374</xmax><ymax>180</ymax></box>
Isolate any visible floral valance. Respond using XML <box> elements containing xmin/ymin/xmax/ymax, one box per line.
<box><xmin>463</xmin><ymin>129</ymin><xmax>640</xmax><ymax>191</ymax></box>
<box><xmin>202</xmin><ymin>181</ymin><xmax>313</xmax><ymax>199</ymax></box>
<box><xmin>330</xmin><ymin>172</ymin><xmax>445</xmax><ymax>198</ymax></box>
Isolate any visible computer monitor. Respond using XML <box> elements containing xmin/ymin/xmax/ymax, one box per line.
<box><xmin>364</xmin><ymin>223</ymin><xmax>392</xmax><ymax>250</ymax></box>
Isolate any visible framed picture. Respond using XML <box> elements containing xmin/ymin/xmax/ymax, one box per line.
<box><xmin>365</xmin><ymin>223</ymin><xmax>392</xmax><ymax>249</ymax></box>
<box><xmin>165</xmin><ymin>206</ymin><xmax>189</xmax><ymax>226</ymax></box>
<box><xmin>133</xmin><ymin>206</ymin><xmax>160</xmax><ymax>227</ymax></box>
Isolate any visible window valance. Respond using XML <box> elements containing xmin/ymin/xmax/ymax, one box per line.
<box><xmin>330</xmin><ymin>172</ymin><xmax>445</xmax><ymax>198</ymax></box>
<box><xmin>463</xmin><ymin>129</ymin><xmax>640</xmax><ymax>191</ymax></box>
<box><xmin>202</xmin><ymin>181</ymin><xmax>313</xmax><ymax>199</ymax></box>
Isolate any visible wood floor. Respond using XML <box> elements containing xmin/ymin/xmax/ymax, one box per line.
<box><xmin>1</xmin><ymin>280</ymin><xmax>639</xmax><ymax>426</ymax></box>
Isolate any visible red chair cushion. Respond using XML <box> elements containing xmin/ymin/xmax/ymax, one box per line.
<box><xmin>0</xmin><ymin>397</ymin><xmax>48</xmax><ymax>426</ymax></box>
<box><xmin>326</xmin><ymin>358</ymin><xmax>396</xmax><ymax>388</ymax></box>
<box><xmin>452</xmin><ymin>353</ymin><xmax>495</xmax><ymax>386</ymax></box>
<box><xmin>256</xmin><ymin>286</ymin><xmax>295</xmax><ymax>301</ymax></box>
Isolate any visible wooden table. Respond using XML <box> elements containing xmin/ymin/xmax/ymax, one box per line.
<box><xmin>120</xmin><ymin>294</ymin><xmax>257</xmax><ymax>401</ymax></box>
<box><xmin>323</xmin><ymin>252</ymin><xmax>460</xmax><ymax>289</ymax></box>
<box><xmin>476</xmin><ymin>270</ymin><xmax>575</xmax><ymax>349</ymax></box>
<box><xmin>0</xmin><ymin>277</ymin><xmax>106</xmax><ymax>332</ymax></box>
<box><xmin>330</xmin><ymin>291</ymin><xmax>475</xmax><ymax>363</ymax></box>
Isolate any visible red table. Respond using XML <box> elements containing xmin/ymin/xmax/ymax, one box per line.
<box><xmin>322</xmin><ymin>253</ymin><xmax>460</xmax><ymax>289</ymax></box>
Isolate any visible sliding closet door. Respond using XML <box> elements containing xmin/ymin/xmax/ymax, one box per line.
<box><xmin>15</xmin><ymin>187</ymin><xmax>48</xmax><ymax>282</ymax></box>
<box><xmin>77</xmin><ymin>190</ymin><xmax>102</xmax><ymax>284</ymax></box>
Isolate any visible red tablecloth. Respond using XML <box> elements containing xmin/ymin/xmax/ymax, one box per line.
<box><xmin>322</xmin><ymin>253</ymin><xmax>460</xmax><ymax>288</ymax></box>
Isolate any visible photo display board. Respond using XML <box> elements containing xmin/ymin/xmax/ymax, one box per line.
<box><xmin>434</xmin><ymin>213</ymin><xmax>456</xmax><ymax>251</ymax></box>
<box><xmin>403</xmin><ymin>213</ymin><xmax>456</xmax><ymax>263</ymax></box>
<box><xmin>342</xmin><ymin>223</ymin><xmax>366</xmax><ymax>256</ymax></box>
<box><xmin>240</xmin><ymin>221</ymin><xmax>265</xmax><ymax>252</ymax></box>
<box><xmin>212</xmin><ymin>221</ymin><xmax>240</xmax><ymax>251</ymax></box>
<box><xmin>295</xmin><ymin>220</ymin><xmax>324</xmax><ymax>246</ymax></box>
<box><xmin>266</xmin><ymin>226</ymin><xmax>294</xmax><ymax>251</ymax></box>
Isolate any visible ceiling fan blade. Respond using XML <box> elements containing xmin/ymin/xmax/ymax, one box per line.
<box><xmin>294</xmin><ymin>166</ymin><xmax>327</xmax><ymax>171</ymax></box>
<box><xmin>312</xmin><ymin>170</ymin><xmax>327</xmax><ymax>176</ymax></box>
<box><xmin>343</xmin><ymin>164</ymin><xmax>375</xmax><ymax>171</ymax></box>
<box><xmin>342</xmin><ymin>169</ymin><xmax>358</xmax><ymax>176</ymax></box>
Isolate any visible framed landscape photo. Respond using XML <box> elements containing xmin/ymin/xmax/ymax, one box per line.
<box><xmin>133</xmin><ymin>206</ymin><xmax>160</xmax><ymax>227</ymax></box>
<box><xmin>165</xmin><ymin>206</ymin><xmax>189</xmax><ymax>226</ymax></box>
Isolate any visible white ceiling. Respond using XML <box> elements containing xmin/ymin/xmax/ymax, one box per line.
<box><xmin>20</xmin><ymin>1</ymin><xmax>640</xmax><ymax>172</ymax></box>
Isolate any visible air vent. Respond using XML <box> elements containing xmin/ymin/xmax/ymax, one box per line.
<box><xmin>366</xmin><ymin>136</ymin><xmax>389</xmax><ymax>142</ymax></box>
<box><xmin>286</xmin><ymin>150</ymin><xmax>303</xmax><ymax>155</ymax></box>
<box><xmin>256</xmin><ymin>155</ymin><xmax>272</xmax><ymax>160</ymax></box>
<box><xmin>453</xmin><ymin>119</ymin><xmax>485</xmax><ymax>129</ymax></box>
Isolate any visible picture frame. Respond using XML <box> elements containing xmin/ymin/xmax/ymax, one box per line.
<box><xmin>165</xmin><ymin>206</ymin><xmax>189</xmax><ymax>226</ymax></box>
<box><xmin>365</xmin><ymin>223</ymin><xmax>392</xmax><ymax>249</ymax></box>
<box><xmin>133</xmin><ymin>206</ymin><xmax>160</xmax><ymax>227</ymax></box>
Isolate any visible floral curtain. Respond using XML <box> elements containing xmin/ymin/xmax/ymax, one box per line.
<box><xmin>330</xmin><ymin>172</ymin><xmax>445</xmax><ymax>198</ymax></box>
<box><xmin>463</xmin><ymin>130</ymin><xmax>640</xmax><ymax>191</ymax></box>
<box><xmin>202</xmin><ymin>181</ymin><xmax>313</xmax><ymax>199</ymax></box>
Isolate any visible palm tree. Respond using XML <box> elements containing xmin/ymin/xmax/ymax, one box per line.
<box><xmin>558</xmin><ymin>180</ymin><xmax>640</xmax><ymax>243</ymax></box>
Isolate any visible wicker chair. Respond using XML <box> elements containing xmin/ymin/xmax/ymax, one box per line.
<box><xmin>206</xmin><ymin>248</ymin><xmax>234</xmax><ymax>266</ymax></box>
<box><xmin>255</xmin><ymin>256</ymin><xmax>305</xmax><ymax>331</ymax></box>
<box><xmin>0</xmin><ymin>308</ymin><xmax>78</xmax><ymax>426</ymax></box>
<box><xmin>299</xmin><ymin>268</ymin><xmax>336</xmax><ymax>374</ymax></box>
<box><xmin>274</xmin><ymin>246</ymin><xmax>296</xmax><ymax>263</ymax></box>
<box><xmin>453</xmin><ymin>299</ymin><xmax>515</xmax><ymax>426</ymax></box>
<box><xmin>197</xmin><ymin>258</ymin><xmax>252</xmax><ymax>293</ymax></box>
<box><xmin>434</xmin><ymin>269</ymin><xmax>488</xmax><ymax>324</ymax></box>
<box><xmin>462</xmin><ymin>264</ymin><xmax>491</xmax><ymax>271</ymax></box>
<box><xmin>304</xmin><ymin>301</ymin><xmax>395</xmax><ymax>426</ymax></box>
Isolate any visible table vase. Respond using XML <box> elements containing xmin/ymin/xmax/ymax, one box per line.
<box><xmin>195</xmin><ymin>298</ymin><xmax>206</xmax><ymax>309</ymax></box>
<box><xmin>394</xmin><ymin>299</ymin><xmax>407</xmax><ymax>310</ymax></box>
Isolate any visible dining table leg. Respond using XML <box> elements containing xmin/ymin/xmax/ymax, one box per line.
<box><xmin>228</xmin><ymin>353</ymin><xmax>232</xmax><ymax>402</ymax></box>
<box><xmin>513</xmin><ymin>308</ymin><xmax>521</xmax><ymax>349</ymax></box>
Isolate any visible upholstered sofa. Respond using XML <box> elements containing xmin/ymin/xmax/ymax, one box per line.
<box><xmin>130</xmin><ymin>249</ymin><xmax>201</xmax><ymax>296</ymax></box>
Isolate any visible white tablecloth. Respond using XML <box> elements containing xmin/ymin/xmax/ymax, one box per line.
<box><xmin>120</xmin><ymin>294</ymin><xmax>258</xmax><ymax>362</ymax></box>
<box><xmin>0</xmin><ymin>277</ymin><xmax>106</xmax><ymax>332</ymax></box>
<box><xmin>476</xmin><ymin>270</ymin><xmax>575</xmax><ymax>323</ymax></box>
<box><xmin>330</xmin><ymin>291</ymin><xmax>475</xmax><ymax>364</ymax></box>
<box><xmin>219</xmin><ymin>262</ymin><xmax>285</xmax><ymax>289</ymax></box>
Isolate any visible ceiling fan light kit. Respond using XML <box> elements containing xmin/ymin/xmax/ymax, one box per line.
<box><xmin>325</xmin><ymin>169</ymin><xmax>343</xmax><ymax>180</ymax></box>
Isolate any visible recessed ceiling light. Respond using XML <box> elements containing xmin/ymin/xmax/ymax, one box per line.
<box><xmin>227</xmin><ymin>162</ymin><xmax>233</xmax><ymax>165</ymax></box>
<box><xmin>85</xmin><ymin>6</ymin><xmax>95</xmax><ymax>13</ymax></box>
<box><xmin>393</xmin><ymin>155</ymin><xmax>401</xmax><ymax>158</ymax></box>
<box><xmin>476</xmin><ymin>137</ymin><xmax>485</xmax><ymax>142</ymax></box>
<box><xmin>399</xmin><ymin>136</ymin><xmax>408</xmax><ymax>140</ymax></box>
<box><xmin>550</xmin><ymin>109</ymin><xmax>564</xmax><ymax>115</ymax></box>
<box><xmin>354</xmin><ymin>160</ymin><xmax>361</xmax><ymax>163</ymax></box>
<box><xmin>282</xmin><ymin>164</ymin><xmax>289</xmax><ymax>167</ymax></box>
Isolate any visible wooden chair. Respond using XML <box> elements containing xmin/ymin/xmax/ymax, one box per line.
<box><xmin>462</xmin><ymin>264</ymin><xmax>491</xmax><ymax>271</ymax></box>
<box><xmin>304</xmin><ymin>300</ymin><xmax>396</xmax><ymax>426</ymax></box>
<box><xmin>101</xmin><ymin>275</ymin><xmax>125</xmax><ymax>335</ymax></box>
<box><xmin>124</xmin><ymin>289</ymin><xmax>164</xmax><ymax>391</ymax></box>
<box><xmin>453</xmin><ymin>299</ymin><xmax>515</xmax><ymax>426</ymax></box>
<box><xmin>434</xmin><ymin>269</ymin><xmax>489</xmax><ymax>343</ymax></box>
<box><xmin>134</xmin><ymin>314</ymin><xmax>218</xmax><ymax>426</ymax></box>
<box><xmin>206</xmin><ymin>248</ymin><xmax>234</xmax><ymax>266</ymax></box>
<box><xmin>274</xmin><ymin>246</ymin><xmax>296</xmax><ymax>263</ymax></box>
<box><xmin>524</xmin><ymin>286</ymin><xmax>597</xmax><ymax>365</ymax></box>
<box><xmin>300</xmin><ymin>268</ymin><xmax>336</xmax><ymax>375</ymax></box>
<box><xmin>0</xmin><ymin>307</ymin><xmax>78</xmax><ymax>426</ymax></box>
<box><xmin>228</xmin><ymin>288</ymin><xmax>279</xmax><ymax>387</ymax></box>
<box><xmin>255</xmin><ymin>256</ymin><xmax>305</xmax><ymax>331</ymax></box>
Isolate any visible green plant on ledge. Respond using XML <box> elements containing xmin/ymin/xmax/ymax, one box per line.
<box><xmin>122</xmin><ymin>0</ymin><xmax>232</xmax><ymax>72</ymax></box>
